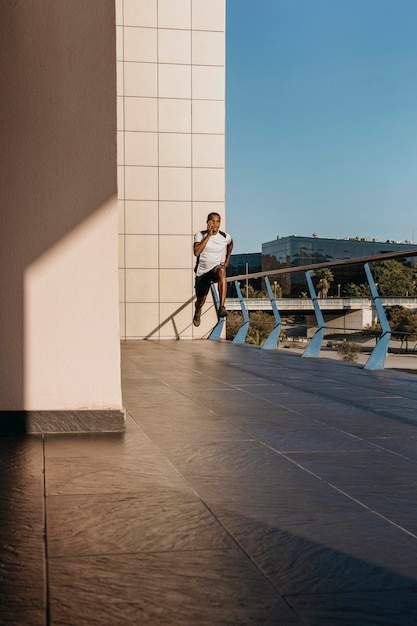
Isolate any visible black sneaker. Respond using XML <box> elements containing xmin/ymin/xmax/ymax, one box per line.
<box><xmin>217</xmin><ymin>305</ymin><xmax>228</xmax><ymax>318</ymax></box>
<box><xmin>193</xmin><ymin>311</ymin><xmax>201</xmax><ymax>327</ymax></box>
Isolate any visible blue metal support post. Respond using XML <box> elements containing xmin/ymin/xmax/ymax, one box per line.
<box><xmin>262</xmin><ymin>276</ymin><xmax>283</xmax><ymax>350</ymax></box>
<box><xmin>233</xmin><ymin>280</ymin><xmax>250</xmax><ymax>344</ymax></box>
<box><xmin>302</xmin><ymin>271</ymin><xmax>326</xmax><ymax>358</ymax></box>
<box><xmin>363</xmin><ymin>263</ymin><xmax>391</xmax><ymax>370</ymax></box>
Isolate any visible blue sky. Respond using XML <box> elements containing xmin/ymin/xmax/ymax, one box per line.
<box><xmin>225</xmin><ymin>0</ymin><xmax>417</xmax><ymax>253</ymax></box>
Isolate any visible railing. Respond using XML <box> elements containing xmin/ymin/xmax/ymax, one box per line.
<box><xmin>208</xmin><ymin>247</ymin><xmax>417</xmax><ymax>371</ymax></box>
<box><xmin>225</xmin><ymin>297</ymin><xmax>417</xmax><ymax>311</ymax></box>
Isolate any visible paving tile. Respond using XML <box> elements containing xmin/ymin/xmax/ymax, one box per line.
<box><xmin>343</xmin><ymin>484</ymin><xmax>417</xmax><ymax>536</ymax></box>
<box><xmin>219</xmin><ymin>512</ymin><xmax>417</xmax><ymax>595</ymax></box>
<box><xmin>3</xmin><ymin>340</ymin><xmax>417</xmax><ymax>625</ymax></box>
<box><xmin>286</xmin><ymin>589</ymin><xmax>417</xmax><ymax>626</ymax></box>
<box><xmin>0</xmin><ymin>609</ymin><xmax>46</xmax><ymax>626</ymax></box>
<box><xmin>314</xmin><ymin>414</ymin><xmax>417</xmax><ymax>439</ymax></box>
<box><xmin>158</xmin><ymin>439</ymin><xmax>302</xmax><ymax>482</ymax></box>
<box><xmin>223</xmin><ymin>408</ymin><xmax>303</xmax><ymax>428</ymax></box>
<box><xmin>0</xmin><ymin>504</ymin><xmax>45</xmax><ymax>612</ymax></box>
<box><xmin>212</xmin><ymin>481</ymin><xmax>366</xmax><ymax>522</ymax></box>
<box><xmin>0</xmin><ymin>438</ymin><xmax>46</xmax><ymax>613</ymax></box>
<box><xmin>370</xmin><ymin>436</ymin><xmax>417</xmax><ymax>460</ymax></box>
<box><xmin>184</xmin><ymin>389</ymin><xmax>287</xmax><ymax>418</ymax></box>
<box><xmin>46</xmin><ymin>490</ymin><xmax>234</xmax><ymax>557</ymax></box>
<box><xmin>135</xmin><ymin>419</ymin><xmax>254</xmax><ymax>448</ymax></box>
<box><xmin>45</xmin><ymin>452</ymin><xmax>189</xmax><ymax>496</ymax></box>
<box><xmin>234</xmin><ymin>420</ymin><xmax>376</xmax><ymax>452</ymax></box>
<box><xmin>374</xmin><ymin>407</ymin><xmax>417</xmax><ymax>423</ymax></box>
<box><xmin>48</xmin><ymin>550</ymin><xmax>303</xmax><ymax>625</ymax></box>
<box><xmin>285</xmin><ymin>450</ymin><xmax>417</xmax><ymax>489</ymax></box>
<box><xmin>0</xmin><ymin>436</ymin><xmax>44</xmax><ymax>500</ymax></box>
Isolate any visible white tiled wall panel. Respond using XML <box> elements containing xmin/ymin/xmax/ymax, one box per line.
<box><xmin>159</xmin><ymin>303</ymin><xmax>194</xmax><ymax>339</ymax></box>
<box><xmin>126</xmin><ymin>269</ymin><xmax>159</xmax><ymax>301</ymax></box>
<box><xmin>124</xmin><ymin>62</ymin><xmax>157</xmax><ymax>97</ymax></box>
<box><xmin>159</xmin><ymin>134</ymin><xmax>191</xmax><ymax>167</ymax></box>
<box><xmin>192</xmin><ymin>134</ymin><xmax>225</xmax><ymax>168</ymax></box>
<box><xmin>124</xmin><ymin>166</ymin><xmax>158</xmax><ymax>200</ymax></box>
<box><xmin>192</xmin><ymin>31</ymin><xmax>225</xmax><ymax>66</ymax></box>
<box><xmin>192</xmin><ymin>66</ymin><xmax>225</xmax><ymax>100</ymax></box>
<box><xmin>117</xmin><ymin>0</ymin><xmax>225</xmax><ymax>339</ymax></box>
<box><xmin>192</xmin><ymin>99</ymin><xmax>224</xmax><ymax>134</ymax></box>
<box><xmin>159</xmin><ymin>99</ymin><xmax>191</xmax><ymax>133</ymax></box>
<box><xmin>123</xmin><ymin>27</ymin><xmax>157</xmax><ymax>62</ymax></box>
<box><xmin>123</xmin><ymin>0</ymin><xmax>157</xmax><ymax>28</ymax></box>
<box><xmin>158</xmin><ymin>64</ymin><xmax>191</xmax><ymax>99</ymax></box>
<box><xmin>192</xmin><ymin>0</ymin><xmax>225</xmax><ymax>31</ymax></box>
<box><xmin>124</xmin><ymin>97</ymin><xmax>158</xmax><ymax>131</ymax></box>
<box><xmin>159</xmin><ymin>201</ymin><xmax>191</xmax><ymax>234</ymax></box>
<box><xmin>125</xmin><ymin>234</ymin><xmax>159</xmax><ymax>268</ymax></box>
<box><xmin>159</xmin><ymin>167</ymin><xmax>191</xmax><ymax>201</ymax></box>
<box><xmin>157</xmin><ymin>0</ymin><xmax>191</xmax><ymax>29</ymax></box>
<box><xmin>125</xmin><ymin>200</ymin><xmax>158</xmax><ymax>234</ymax></box>
<box><xmin>192</xmin><ymin>168</ymin><xmax>225</xmax><ymax>201</ymax></box>
<box><xmin>158</xmin><ymin>29</ymin><xmax>191</xmax><ymax>64</ymax></box>
<box><xmin>159</xmin><ymin>235</ymin><xmax>193</xmax><ymax>269</ymax></box>
<box><xmin>124</xmin><ymin>132</ymin><xmax>158</xmax><ymax>166</ymax></box>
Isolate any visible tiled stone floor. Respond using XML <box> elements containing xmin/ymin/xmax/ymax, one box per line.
<box><xmin>2</xmin><ymin>340</ymin><xmax>417</xmax><ymax>625</ymax></box>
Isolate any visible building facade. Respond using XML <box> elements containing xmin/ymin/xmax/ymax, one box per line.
<box><xmin>228</xmin><ymin>252</ymin><xmax>263</xmax><ymax>294</ymax></box>
<box><xmin>117</xmin><ymin>0</ymin><xmax>226</xmax><ymax>339</ymax></box>
<box><xmin>262</xmin><ymin>235</ymin><xmax>417</xmax><ymax>296</ymax></box>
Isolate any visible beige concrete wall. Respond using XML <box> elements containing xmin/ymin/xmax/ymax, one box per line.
<box><xmin>117</xmin><ymin>0</ymin><xmax>226</xmax><ymax>339</ymax></box>
<box><xmin>0</xmin><ymin>1</ymin><xmax>122</xmax><ymax>411</ymax></box>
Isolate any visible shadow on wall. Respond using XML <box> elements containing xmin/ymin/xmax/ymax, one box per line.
<box><xmin>0</xmin><ymin>0</ymin><xmax>117</xmax><ymax>417</ymax></box>
<box><xmin>144</xmin><ymin>298</ymin><xmax>196</xmax><ymax>340</ymax></box>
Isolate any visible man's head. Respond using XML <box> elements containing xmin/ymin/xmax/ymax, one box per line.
<box><xmin>207</xmin><ymin>212</ymin><xmax>221</xmax><ymax>234</ymax></box>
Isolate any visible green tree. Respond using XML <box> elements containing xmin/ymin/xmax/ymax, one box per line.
<box><xmin>369</xmin><ymin>260</ymin><xmax>417</xmax><ymax>296</ymax></box>
<box><xmin>313</xmin><ymin>268</ymin><xmax>334</xmax><ymax>298</ymax></box>
<box><xmin>226</xmin><ymin>311</ymin><xmax>244</xmax><ymax>341</ymax></box>
<box><xmin>344</xmin><ymin>282</ymin><xmax>371</xmax><ymax>297</ymax></box>
<box><xmin>387</xmin><ymin>306</ymin><xmax>417</xmax><ymax>351</ymax></box>
<box><xmin>239</xmin><ymin>284</ymin><xmax>282</xmax><ymax>299</ymax></box>
<box><xmin>246</xmin><ymin>311</ymin><xmax>276</xmax><ymax>346</ymax></box>
<box><xmin>226</xmin><ymin>311</ymin><xmax>276</xmax><ymax>347</ymax></box>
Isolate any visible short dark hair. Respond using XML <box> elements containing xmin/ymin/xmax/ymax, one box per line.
<box><xmin>207</xmin><ymin>212</ymin><xmax>221</xmax><ymax>221</ymax></box>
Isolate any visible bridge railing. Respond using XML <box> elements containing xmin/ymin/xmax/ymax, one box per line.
<box><xmin>208</xmin><ymin>247</ymin><xmax>417</xmax><ymax>371</ymax></box>
<box><xmin>225</xmin><ymin>297</ymin><xmax>417</xmax><ymax>310</ymax></box>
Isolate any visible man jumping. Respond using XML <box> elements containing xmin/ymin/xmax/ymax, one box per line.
<box><xmin>193</xmin><ymin>212</ymin><xmax>233</xmax><ymax>327</ymax></box>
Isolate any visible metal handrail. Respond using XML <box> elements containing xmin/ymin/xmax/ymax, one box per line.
<box><xmin>209</xmin><ymin>248</ymin><xmax>417</xmax><ymax>369</ymax></box>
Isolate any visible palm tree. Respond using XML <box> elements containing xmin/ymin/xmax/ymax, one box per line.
<box><xmin>314</xmin><ymin>268</ymin><xmax>334</xmax><ymax>298</ymax></box>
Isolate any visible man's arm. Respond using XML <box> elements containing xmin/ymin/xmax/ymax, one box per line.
<box><xmin>193</xmin><ymin>220</ymin><xmax>216</xmax><ymax>256</ymax></box>
<box><xmin>223</xmin><ymin>239</ymin><xmax>234</xmax><ymax>267</ymax></box>
<box><xmin>193</xmin><ymin>234</ymin><xmax>211</xmax><ymax>257</ymax></box>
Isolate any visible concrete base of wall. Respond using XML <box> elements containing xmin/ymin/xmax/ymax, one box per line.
<box><xmin>0</xmin><ymin>410</ymin><xmax>126</xmax><ymax>435</ymax></box>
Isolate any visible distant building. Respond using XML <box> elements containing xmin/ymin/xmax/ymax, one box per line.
<box><xmin>228</xmin><ymin>252</ymin><xmax>262</xmax><ymax>295</ymax></box>
<box><xmin>262</xmin><ymin>235</ymin><xmax>417</xmax><ymax>296</ymax></box>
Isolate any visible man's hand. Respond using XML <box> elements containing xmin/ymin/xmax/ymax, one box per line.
<box><xmin>207</xmin><ymin>219</ymin><xmax>216</xmax><ymax>235</ymax></box>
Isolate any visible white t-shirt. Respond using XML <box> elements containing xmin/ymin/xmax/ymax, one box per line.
<box><xmin>194</xmin><ymin>230</ymin><xmax>232</xmax><ymax>277</ymax></box>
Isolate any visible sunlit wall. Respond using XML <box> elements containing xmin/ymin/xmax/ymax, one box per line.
<box><xmin>117</xmin><ymin>0</ymin><xmax>226</xmax><ymax>339</ymax></box>
<box><xmin>0</xmin><ymin>0</ymin><xmax>123</xmax><ymax>426</ymax></box>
